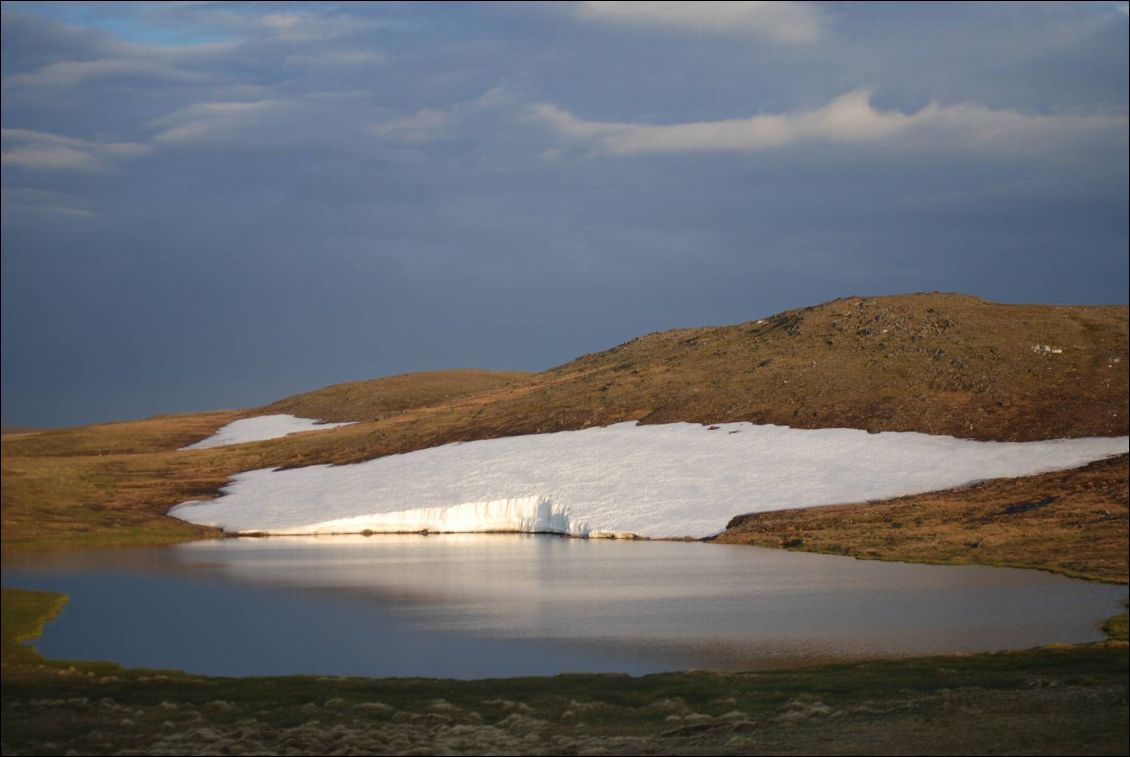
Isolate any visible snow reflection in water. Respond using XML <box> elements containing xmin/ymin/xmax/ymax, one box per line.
<box><xmin>5</xmin><ymin>535</ymin><xmax>1126</xmax><ymax>679</ymax></box>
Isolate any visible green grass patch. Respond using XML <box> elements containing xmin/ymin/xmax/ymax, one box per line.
<box><xmin>1104</xmin><ymin>605</ymin><xmax>1129</xmax><ymax>642</ymax></box>
<box><xmin>1</xmin><ymin>587</ymin><xmax>68</xmax><ymax>667</ymax></box>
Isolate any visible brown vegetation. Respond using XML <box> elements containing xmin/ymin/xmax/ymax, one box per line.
<box><xmin>716</xmin><ymin>454</ymin><xmax>1130</xmax><ymax>583</ymax></box>
<box><xmin>2</xmin><ymin>293</ymin><xmax>1127</xmax><ymax>577</ymax></box>
<box><xmin>263</xmin><ymin>368</ymin><xmax>531</xmax><ymax>422</ymax></box>
<box><xmin>532</xmin><ymin>292</ymin><xmax>1127</xmax><ymax>441</ymax></box>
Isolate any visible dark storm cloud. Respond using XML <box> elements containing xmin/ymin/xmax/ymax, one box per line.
<box><xmin>2</xmin><ymin>2</ymin><xmax>1127</xmax><ymax>426</ymax></box>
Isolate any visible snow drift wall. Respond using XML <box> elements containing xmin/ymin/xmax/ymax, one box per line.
<box><xmin>169</xmin><ymin>421</ymin><xmax>1129</xmax><ymax>539</ymax></box>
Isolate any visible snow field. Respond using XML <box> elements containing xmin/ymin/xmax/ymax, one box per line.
<box><xmin>169</xmin><ymin>421</ymin><xmax>1129</xmax><ymax>538</ymax></box>
<box><xmin>180</xmin><ymin>414</ymin><xmax>356</xmax><ymax>450</ymax></box>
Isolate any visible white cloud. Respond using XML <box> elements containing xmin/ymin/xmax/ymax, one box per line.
<box><xmin>283</xmin><ymin>50</ymin><xmax>389</xmax><ymax>70</ymax></box>
<box><xmin>531</xmin><ymin>89</ymin><xmax>1129</xmax><ymax>157</ymax></box>
<box><xmin>0</xmin><ymin>129</ymin><xmax>151</xmax><ymax>171</ymax></box>
<box><xmin>371</xmin><ymin>109</ymin><xmax>449</xmax><ymax>144</ymax></box>
<box><xmin>258</xmin><ymin>11</ymin><xmax>378</xmax><ymax>42</ymax></box>
<box><xmin>576</xmin><ymin>1</ymin><xmax>824</xmax><ymax>44</ymax></box>
<box><xmin>370</xmin><ymin>88</ymin><xmax>509</xmax><ymax>145</ymax></box>
<box><xmin>2</xmin><ymin>58</ymin><xmax>213</xmax><ymax>89</ymax></box>
<box><xmin>1</xmin><ymin>187</ymin><xmax>96</xmax><ymax>219</ymax></box>
<box><xmin>147</xmin><ymin>92</ymin><xmax>395</xmax><ymax>150</ymax></box>
<box><xmin>1</xmin><ymin>30</ymin><xmax>236</xmax><ymax>91</ymax></box>
<box><xmin>147</xmin><ymin>100</ymin><xmax>287</xmax><ymax>145</ymax></box>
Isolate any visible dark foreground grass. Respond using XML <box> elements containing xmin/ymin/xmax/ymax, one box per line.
<box><xmin>2</xmin><ymin>588</ymin><xmax>1127</xmax><ymax>756</ymax></box>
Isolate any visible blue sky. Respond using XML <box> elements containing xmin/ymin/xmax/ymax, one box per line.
<box><xmin>2</xmin><ymin>1</ymin><xmax>1128</xmax><ymax>426</ymax></box>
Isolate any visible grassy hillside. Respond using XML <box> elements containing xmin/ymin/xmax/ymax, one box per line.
<box><xmin>528</xmin><ymin>292</ymin><xmax>1127</xmax><ymax>441</ymax></box>
<box><xmin>2</xmin><ymin>293</ymin><xmax>1127</xmax><ymax>574</ymax></box>
<box><xmin>3</xmin><ymin>370</ymin><xmax>532</xmax><ymax>458</ymax></box>
<box><xmin>261</xmin><ymin>368</ymin><xmax>532</xmax><ymax>423</ymax></box>
<box><xmin>716</xmin><ymin>454</ymin><xmax>1130</xmax><ymax>583</ymax></box>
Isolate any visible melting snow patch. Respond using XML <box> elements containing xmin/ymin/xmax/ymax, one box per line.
<box><xmin>180</xmin><ymin>414</ymin><xmax>355</xmax><ymax>450</ymax></box>
<box><xmin>169</xmin><ymin>422</ymin><xmax>1128</xmax><ymax>538</ymax></box>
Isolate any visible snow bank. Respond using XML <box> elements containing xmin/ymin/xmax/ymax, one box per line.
<box><xmin>180</xmin><ymin>414</ymin><xmax>355</xmax><ymax>450</ymax></box>
<box><xmin>169</xmin><ymin>422</ymin><xmax>1128</xmax><ymax>538</ymax></box>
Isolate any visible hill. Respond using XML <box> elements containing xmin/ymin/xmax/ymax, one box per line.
<box><xmin>261</xmin><ymin>369</ymin><xmax>531</xmax><ymax>423</ymax></box>
<box><xmin>502</xmin><ymin>292</ymin><xmax>1127</xmax><ymax>441</ymax></box>
<box><xmin>2</xmin><ymin>292</ymin><xmax>1126</xmax><ymax>577</ymax></box>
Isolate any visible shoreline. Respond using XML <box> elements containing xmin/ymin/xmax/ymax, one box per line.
<box><xmin>3</xmin><ymin>585</ymin><xmax>1127</xmax><ymax>756</ymax></box>
<box><xmin>6</xmin><ymin>451</ymin><xmax>1126</xmax><ymax>586</ymax></box>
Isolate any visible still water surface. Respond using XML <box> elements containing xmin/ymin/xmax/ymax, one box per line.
<box><xmin>5</xmin><ymin>535</ymin><xmax>1126</xmax><ymax>679</ymax></box>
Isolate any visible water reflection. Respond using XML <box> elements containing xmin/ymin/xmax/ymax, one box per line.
<box><xmin>5</xmin><ymin>535</ymin><xmax>1126</xmax><ymax>679</ymax></box>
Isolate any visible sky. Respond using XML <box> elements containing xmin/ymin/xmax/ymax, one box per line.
<box><xmin>2</xmin><ymin>1</ymin><xmax>1128</xmax><ymax>427</ymax></box>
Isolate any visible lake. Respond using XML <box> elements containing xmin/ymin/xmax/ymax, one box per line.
<box><xmin>4</xmin><ymin>535</ymin><xmax>1126</xmax><ymax>679</ymax></box>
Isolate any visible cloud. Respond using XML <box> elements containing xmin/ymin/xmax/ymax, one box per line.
<box><xmin>371</xmin><ymin>109</ymin><xmax>449</xmax><ymax>144</ymax></box>
<box><xmin>370</xmin><ymin>88</ymin><xmax>509</xmax><ymax>145</ymax></box>
<box><xmin>145</xmin><ymin>94</ymin><xmax>382</xmax><ymax>149</ymax></box>
<box><xmin>0</xmin><ymin>129</ymin><xmax>150</xmax><ymax>171</ymax></box>
<box><xmin>575</xmin><ymin>1</ymin><xmax>824</xmax><ymax>44</ymax></box>
<box><xmin>0</xmin><ymin>13</ymin><xmax>235</xmax><ymax>92</ymax></box>
<box><xmin>1</xmin><ymin>187</ymin><xmax>96</xmax><ymax>219</ymax></box>
<box><xmin>531</xmin><ymin>89</ymin><xmax>1129</xmax><ymax>157</ymax></box>
<box><xmin>283</xmin><ymin>50</ymin><xmax>389</xmax><ymax>70</ymax></box>
<box><xmin>257</xmin><ymin>11</ymin><xmax>379</xmax><ymax>42</ymax></box>
<box><xmin>2</xmin><ymin>57</ymin><xmax>212</xmax><ymax>89</ymax></box>
<box><xmin>147</xmin><ymin>100</ymin><xmax>288</xmax><ymax>145</ymax></box>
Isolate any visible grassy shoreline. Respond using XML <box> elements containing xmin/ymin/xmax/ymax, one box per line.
<box><xmin>2</xmin><ymin>586</ymin><xmax>1127</xmax><ymax>756</ymax></box>
<box><xmin>3</xmin><ymin>445</ymin><xmax>1126</xmax><ymax>586</ymax></box>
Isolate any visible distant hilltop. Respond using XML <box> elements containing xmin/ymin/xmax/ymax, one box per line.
<box><xmin>264</xmin><ymin>292</ymin><xmax>1128</xmax><ymax>448</ymax></box>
